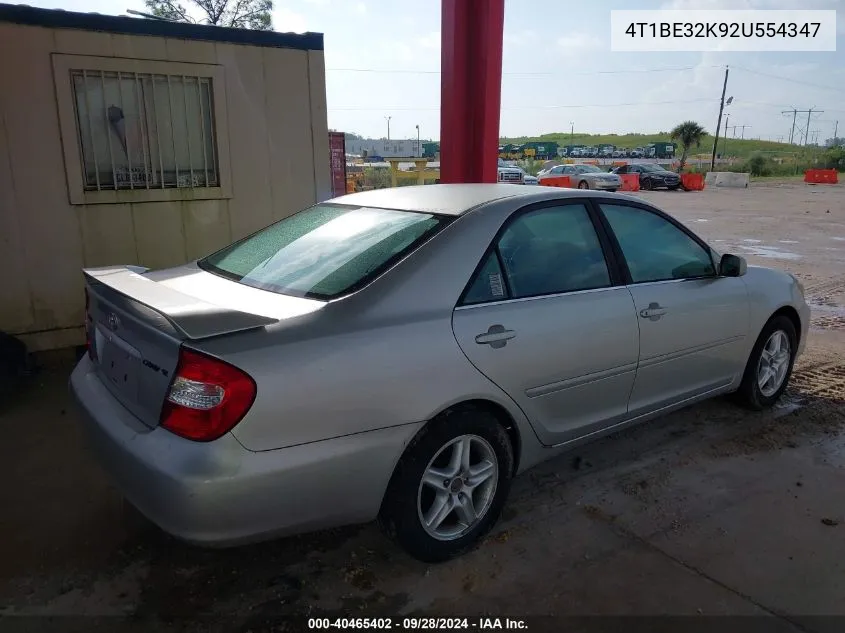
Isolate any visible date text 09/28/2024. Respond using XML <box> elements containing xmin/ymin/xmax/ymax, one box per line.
<box><xmin>307</xmin><ymin>618</ymin><xmax>528</xmax><ymax>630</ymax></box>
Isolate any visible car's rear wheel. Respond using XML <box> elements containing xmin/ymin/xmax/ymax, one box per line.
<box><xmin>734</xmin><ymin>315</ymin><xmax>797</xmax><ymax>410</ymax></box>
<box><xmin>379</xmin><ymin>407</ymin><xmax>513</xmax><ymax>563</ymax></box>
<box><xmin>578</xmin><ymin>180</ymin><xmax>589</xmax><ymax>189</ymax></box>
<box><xmin>642</xmin><ymin>178</ymin><xmax>653</xmax><ymax>190</ymax></box>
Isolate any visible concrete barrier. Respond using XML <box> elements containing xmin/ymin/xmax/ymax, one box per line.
<box><xmin>704</xmin><ymin>172</ymin><xmax>750</xmax><ymax>188</ymax></box>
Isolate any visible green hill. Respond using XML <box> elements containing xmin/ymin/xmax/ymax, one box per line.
<box><xmin>500</xmin><ymin>132</ymin><xmax>810</xmax><ymax>160</ymax></box>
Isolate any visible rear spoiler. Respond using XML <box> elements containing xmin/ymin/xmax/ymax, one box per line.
<box><xmin>83</xmin><ymin>265</ymin><xmax>279</xmax><ymax>340</ymax></box>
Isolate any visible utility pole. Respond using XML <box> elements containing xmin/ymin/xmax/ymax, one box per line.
<box><xmin>415</xmin><ymin>124</ymin><xmax>420</xmax><ymax>157</ymax></box>
<box><xmin>711</xmin><ymin>66</ymin><xmax>729</xmax><ymax>170</ymax></box>
<box><xmin>782</xmin><ymin>108</ymin><xmax>798</xmax><ymax>144</ymax></box>
<box><xmin>737</xmin><ymin>124</ymin><xmax>751</xmax><ymax>139</ymax></box>
<box><xmin>782</xmin><ymin>107</ymin><xmax>822</xmax><ymax>145</ymax></box>
<box><xmin>385</xmin><ymin>116</ymin><xmax>392</xmax><ymax>141</ymax></box>
<box><xmin>570</xmin><ymin>121</ymin><xmax>574</xmax><ymax>146</ymax></box>
<box><xmin>834</xmin><ymin>120</ymin><xmax>839</xmax><ymax>144</ymax></box>
<box><xmin>805</xmin><ymin>108</ymin><xmax>813</xmax><ymax>145</ymax></box>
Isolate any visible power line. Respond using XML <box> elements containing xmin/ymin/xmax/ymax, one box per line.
<box><xmin>326</xmin><ymin>65</ymin><xmax>713</xmax><ymax>77</ymax></box>
<box><xmin>328</xmin><ymin>98</ymin><xmax>716</xmax><ymax>112</ymax></box>
<box><xmin>732</xmin><ymin>65</ymin><xmax>845</xmax><ymax>95</ymax></box>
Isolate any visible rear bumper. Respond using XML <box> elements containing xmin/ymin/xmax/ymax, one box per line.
<box><xmin>70</xmin><ymin>356</ymin><xmax>423</xmax><ymax>546</ymax></box>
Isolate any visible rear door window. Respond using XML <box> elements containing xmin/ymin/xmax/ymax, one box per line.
<box><xmin>199</xmin><ymin>204</ymin><xmax>450</xmax><ymax>299</ymax></box>
<box><xmin>461</xmin><ymin>203</ymin><xmax>611</xmax><ymax>305</ymax></box>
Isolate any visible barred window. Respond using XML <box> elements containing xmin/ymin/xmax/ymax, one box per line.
<box><xmin>71</xmin><ymin>70</ymin><xmax>218</xmax><ymax>191</ymax></box>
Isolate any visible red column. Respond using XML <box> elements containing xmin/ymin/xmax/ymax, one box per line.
<box><xmin>440</xmin><ymin>0</ymin><xmax>505</xmax><ymax>184</ymax></box>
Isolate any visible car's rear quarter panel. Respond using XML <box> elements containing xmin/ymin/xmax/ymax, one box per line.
<box><xmin>193</xmin><ymin>200</ymin><xmax>552</xmax><ymax>460</ymax></box>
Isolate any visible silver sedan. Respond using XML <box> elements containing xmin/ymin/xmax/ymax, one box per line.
<box><xmin>71</xmin><ymin>185</ymin><xmax>809</xmax><ymax>562</ymax></box>
<box><xmin>538</xmin><ymin>164</ymin><xmax>621</xmax><ymax>191</ymax></box>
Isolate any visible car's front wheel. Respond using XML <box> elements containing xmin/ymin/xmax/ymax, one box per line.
<box><xmin>379</xmin><ymin>407</ymin><xmax>513</xmax><ymax>562</ymax></box>
<box><xmin>734</xmin><ymin>315</ymin><xmax>798</xmax><ymax>410</ymax></box>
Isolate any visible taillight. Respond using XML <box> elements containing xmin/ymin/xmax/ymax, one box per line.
<box><xmin>160</xmin><ymin>347</ymin><xmax>256</xmax><ymax>442</ymax></box>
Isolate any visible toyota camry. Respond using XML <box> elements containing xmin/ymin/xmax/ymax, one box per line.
<box><xmin>71</xmin><ymin>184</ymin><xmax>809</xmax><ymax>562</ymax></box>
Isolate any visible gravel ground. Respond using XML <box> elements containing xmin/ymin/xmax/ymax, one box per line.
<box><xmin>1</xmin><ymin>179</ymin><xmax>844</xmax><ymax>632</ymax></box>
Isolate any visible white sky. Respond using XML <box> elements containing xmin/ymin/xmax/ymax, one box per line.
<box><xmin>17</xmin><ymin>0</ymin><xmax>845</xmax><ymax>142</ymax></box>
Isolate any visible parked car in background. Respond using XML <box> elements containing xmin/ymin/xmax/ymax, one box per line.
<box><xmin>70</xmin><ymin>184</ymin><xmax>809</xmax><ymax>563</ymax></box>
<box><xmin>613</xmin><ymin>164</ymin><xmax>681</xmax><ymax>190</ymax></box>
<box><xmin>539</xmin><ymin>164</ymin><xmax>621</xmax><ymax>191</ymax></box>
<box><xmin>497</xmin><ymin>159</ymin><xmax>524</xmax><ymax>184</ymax></box>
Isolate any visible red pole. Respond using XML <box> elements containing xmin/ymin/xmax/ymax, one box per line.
<box><xmin>440</xmin><ymin>0</ymin><xmax>505</xmax><ymax>184</ymax></box>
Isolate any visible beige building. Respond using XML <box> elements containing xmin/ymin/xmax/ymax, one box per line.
<box><xmin>0</xmin><ymin>4</ymin><xmax>330</xmax><ymax>353</ymax></box>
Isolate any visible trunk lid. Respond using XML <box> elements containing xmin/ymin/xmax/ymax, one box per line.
<box><xmin>84</xmin><ymin>264</ymin><xmax>321</xmax><ymax>428</ymax></box>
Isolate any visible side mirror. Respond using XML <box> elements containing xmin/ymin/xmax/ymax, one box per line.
<box><xmin>719</xmin><ymin>253</ymin><xmax>747</xmax><ymax>277</ymax></box>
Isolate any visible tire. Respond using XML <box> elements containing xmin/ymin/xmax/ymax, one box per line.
<box><xmin>734</xmin><ymin>315</ymin><xmax>798</xmax><ymax>410</ymax></box>
<box><xmin>642</xmin><ymin>178</ymin><xmax>653</xmax><ymax>191</ymax></box>
<box><xmin>607</xmin><ymin>188</ymin><xmax>618</xmax><ymax>193</ymax></box>
<box><xmin>578</xmin><ymin>180</ymin><xmax>589</xmax><ymax>189</ymax></box>
<box><xmin>378</xmin><ymin>407</ymin><xmax>514</xmax><ymax>563</ymax></box>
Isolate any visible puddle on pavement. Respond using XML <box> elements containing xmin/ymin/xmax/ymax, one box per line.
<box><xmin>742</xmin><ymin>239</ymin><xmax>762</xmax><ymax>244</ymax></box>
<box><xmin>779</xmin><ymin>240</ymin><xmax>799</xmax><ymax>244</ymax></box>
<box><xmin>809</xmin><ymin>300</ymin><xmax>845</xmax><ymax>330</ymax></box>
<box><xmin>774</xmin><ymin>394</ymin><xmax>806</xmax><ymax>418</ymax></box>
<box><xmin>736</xmin><ymin>244</ymin><xmax>802</xmax><ymax>260</ymax></box>
<box><xmin>832</xmin><ymin>237</ymin><xmax>845</xmax><ymax>242</ymax></box>
<box><xmin>819</xmin><ymin>433</ymin><xmax>845</xmax><ymax>468</ymax></box>
<box><xmin>695</xmin><ymin>218</ymin><xmax>709</xmax><ymax>223</ymax></box>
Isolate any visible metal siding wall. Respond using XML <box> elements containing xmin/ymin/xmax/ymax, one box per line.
<box><xmin>0</xmin><ymin>22</ymin><xmax>322</xmax><ymax>351</ymax></box>
<box><xmin>264</xmin><ymin>47</ymin><xmax>315</xmax><ymax>222</ymax></box>
<box><xmin>216</xmin><ymin>42</ymin><xmax>273</xmax><ymax>239</ymax></box>
<box><xmin>0</xmin><ymin>24</ymin><xmax>86</xmax><ymax>349</ymax></box>
<box><xmin>308</xmin><ymin>50</ymin><xmax>331</xmax><ymax>203</ymax></box>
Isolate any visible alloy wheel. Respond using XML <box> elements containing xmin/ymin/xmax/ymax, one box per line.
<box><xmin>757</xmin><ymin>329</ymin><xmax>791</xmax><ymax>397</ymax></box>
<box><xmin>416</xmin><ymin>434</ymin><xmax>499</xmax><ymax>541</ymax></box>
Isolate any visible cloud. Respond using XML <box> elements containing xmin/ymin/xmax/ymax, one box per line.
<box><xmin>355</xmin><ymin>2</ymin><xmax>367</xmax><ymax>14</ymax></box>
<box><xmin>274</xmin><ymin>7</ymin><xmax>308</xmax><ymax>33</ymax></box>
<box><xmin>556</xmin><ymin>32</ymin><xmax>603</xmax><ymax>52</ymax></box>
<box><xmin>504</xmin><ymin>29</ymin><xmax>538</xmax><ymax>47</ymax></box>
<box><xmin>417</xmin><ymin>31</ymin><xmax>441</xmax><ymax>50</ymax></box>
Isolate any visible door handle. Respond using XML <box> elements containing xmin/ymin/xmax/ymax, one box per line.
<box><xmin>475</xmin><ymin>324</ymin><xmax>516</xmax><ymax>349</ymax></box>
<box><xmin>639</xmin><ymin>302</ymin><xmax>667</xmax><ymax>321</ymax></box>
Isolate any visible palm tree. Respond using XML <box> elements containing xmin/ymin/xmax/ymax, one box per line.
<box><xmin>670</xmin><ymin>121</ymin><xmax>707</xmax><ymax>173</ymax></box>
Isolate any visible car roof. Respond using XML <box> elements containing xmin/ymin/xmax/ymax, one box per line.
<box><xmin>328</xmin><ymin>184</ymin><xmax>642</xmax><ymax>216</ymax></box>
<box><xmin>329</xmin><ymin>184</ymin><xmax>530</xmax><ymax>216</ymax></box>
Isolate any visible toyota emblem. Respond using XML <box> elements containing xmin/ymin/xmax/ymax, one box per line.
<box><xmin>107</xmin><ymin>313</ymin><xmax>121</xmax><ymax>331</ymax></box>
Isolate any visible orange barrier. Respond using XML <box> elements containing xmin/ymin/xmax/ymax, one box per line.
<box><xmin>540</xmin><ymin>176</ymin><xmax>572</xmax><ymax>188</ymax></box>
<box><xmin>619</xmin><ymin>174</ymin><xmax>640</xmax><ymax>192</ymax></box>
<box><xmin>680</xmin><ymin>173</ymin><xmax>705</xmax><ymax>191</ymax></box>
<box><xmin>804</xmin><ymin>169</ymin><xmax>839</xmax><ymax>184</ymax></box>
<box><xmin>611</xmin><ymin>161</ymin><xmax>628</xmax><ymax>167</ymax></box>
